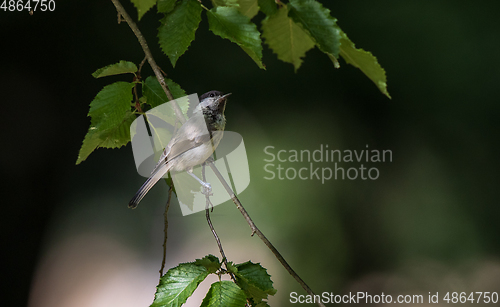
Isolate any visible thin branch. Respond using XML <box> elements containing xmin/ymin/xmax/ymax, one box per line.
<box><xmin>208</xmin><ymin>162</ymin><xmax>326</xmax><ymax>307</ymax></box>
<box><xmin>159</xmin><ymin>185</ymin><xmax>173</xmax><ymax>277</ymax></box>
<box><xmin>202</xmin><ymin>164</ymin><xmax>237</xmax><ymax>282</ymax></box>
<box><xmin>133</xmin><ymin>83</ymin><xmax>143</xmax><ymax>113</ymax></box>
<box><xmin>110</xmin><ymin>0</ymin><xmax>186</xmax><ymax>124</ymax></box>
<box><xmin>133</xmin><ymin>56</ymin><xmax>148</xmax><ymax>113</ymax></box>
<box><xmin>138</xmin><ymin>55</ymin><xmax>147</xmax><ymax>75</ymax></box>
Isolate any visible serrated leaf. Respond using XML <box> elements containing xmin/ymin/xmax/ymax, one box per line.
<box><xmin>207</xmin><ymin>6</ymin><xmax>265</xmax><ymax>69</ymax></box>
<box><xmin>213</xmin><ymin>0</ymin><xmax>260</xmax><ymax>20</ymax></box>
<box><xmin>92</xmin><ymin>61</ymin><xmax>138</xmax><ymax>78</ymax></box>
<box><xmin>212</xmin><ymin>0</ymin><xmax>239</xmax><ymax>7</ymax></box>
<box><xmin>143</xmin><ymin>76</ymin><xmax>187</xmax><ymax>107</ymax></box>
<box><xmin>77</xmin><ymin>112</ymin><xmax>135</xmax><ymax>165</ymax></box>
<box><xmin>226</xmin><ymin>262</ymin><xmax>238</xmax><ymax>274</ymax></box>
<box><xmin>200</xmin><ymin>281</ymin><xmax>247</xmax><ymax>307</ymax></box>
<box><xmin>141</xmin><ymin>122</ymin><xmax>173</xmax><ymax>155</ymax></box>
<box><xmin>87</xmin><ymin>82</ymin><xmax>134</xmax><ymax>122</ymax></box>
<box><xmin>142</xmin><ymin>76</ymin><xmax>189</xmax><ymax>125</ymax></box>
<box><xmin>288</xmin><ymin>0</ymin><xmax>340</xmax><ymax>59</ymax></box>
<box><xmin>158</xmin><ymin>0</ymin><xmax>202</xmax><ymax>67</ymax></box>
<box><xmin>158</xmin><ymin>0</ymin><xmax>177</xmax><ymax>13</ymax></box>
<box><xmin>194</xmin><ymin>255</ymin><xmax>221</xmax><ymax>274</ymax></box>
<box><xmin>234</xmin><ymin>261</ymin><xmax>276</xmax><ymax>302</ymax></box>
<box><xmin>151</xmin><ymin>263</ymin><xmax>210</xmax><ymax>307</ymax></box>
<box><xmin>237</xmin><ymin>0</ymin><xmax>259</xmax><ymax>19</ymax></box>
<box><xmin>262</xmin><ymin>6</ymin><xmax>315</xmax><ymax>71</ymax></box>
<box><xmin>258</xmin><ymin>0</ymin><xmax>277</xmax><ymax>16</ymax></box>
<box><xmin>76</xmin><ymin>82</ymin><xmax>135</xmax><ymax>164</ymax></box>
<box><xmin>338</xmin><ymin>29</ymin><xmax>391</xmax><ymax>98</ymax></box>
<box><xmin>212</xmin><ymin>0</ymin><xmax>259</xmax><ymax>20</ymax></box>
<box><xmin>131</xmin><ymin>0</ymin><xmax>157</xmax><ymax>20</ymax></box>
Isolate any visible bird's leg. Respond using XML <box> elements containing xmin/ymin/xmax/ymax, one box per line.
<box><xmin>187</xmin><ymin>168</ymin><xmax>213</xmax><ymax>196</ymax></box>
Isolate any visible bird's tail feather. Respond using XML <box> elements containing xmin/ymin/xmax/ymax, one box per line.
<box><xmin>128</xmin><ymin>162</ymin><xmax>171</xmax><ymax>209</ymax></box>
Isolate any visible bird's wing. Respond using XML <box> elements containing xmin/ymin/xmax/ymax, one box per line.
<box><xmin>150</xmin><ymin>113</ymin><xmax>211</xmax><ymax>174</ymax></box>
<box><xmin>152</xmin><ymin>146</ymin><xmax>170</xmax><ymax>175</ymax></box>
<box><xmin>166</xmin><ymin>133</ymin><xmax>212</xmax><ymax>162</ymax></box>
<box><xmin>148</xmin><ymin>133</ymin><xmax>210</xmax><ymax>176</ymax></box>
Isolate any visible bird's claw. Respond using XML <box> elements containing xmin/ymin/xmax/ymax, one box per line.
<box><xmin>202</xmin><ymin>183</ymin><xmax>213</xmax><ymax>196</ymax></box>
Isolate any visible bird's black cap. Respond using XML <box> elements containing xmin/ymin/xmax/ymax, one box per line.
<box><xmin>199</xmin><ymin>90</ymin><xmax>224</xmax><ymax>101</ymax></box>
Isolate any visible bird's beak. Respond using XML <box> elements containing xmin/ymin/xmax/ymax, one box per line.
<box><xmin>222</xmin><ymin>93</ymin><xmax>232</xmax><ymax>99</ymax></box>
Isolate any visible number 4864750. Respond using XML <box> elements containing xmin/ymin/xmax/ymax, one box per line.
<box><xmin>1</xmin><ymin>0</ymin><xmax>56</xmax><ymax>12</ymax></box>
<box><xmin>443</xmin><ymin>292</ymin><xmax>499</xmax><ymax>304</ymax></box>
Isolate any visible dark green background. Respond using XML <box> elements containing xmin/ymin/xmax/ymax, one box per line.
<box><xmin>2</xmin><ymin>1</ymin><xmax>499</xmax><ymax>306</ymax></box>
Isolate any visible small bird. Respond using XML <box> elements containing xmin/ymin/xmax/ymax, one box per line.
<box><xmin>129</xmin><ymin>90</ymin><xmax>231</xmax><ymax>209</ymax></box>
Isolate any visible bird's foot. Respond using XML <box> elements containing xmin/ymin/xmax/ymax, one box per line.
<box><xmin>202</xmin><ymin>182</ymin><xmax>213</xmax><ymax>196</ymax></box>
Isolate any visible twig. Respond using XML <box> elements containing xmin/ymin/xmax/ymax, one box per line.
<box><xmin>132</xmin><ymin>83</ymin><xmax>143</xmax><ymax>113</ymax></box>
<box><xmin>207</xmin><ymin>162</ymin><xmax>326</xmax><ymax>307</ymax></box>
<box><xmin>138</xmin><ymin>55</ymin><xmax>147</xmax><ymax>75</ymax></box>
<box><xmin>110</xmin><ymin>0</ymin><xmax>186</xmax><ymax>124</ymax></box>
<box><xmin>159</xmin><ymin>185</ymin><xmax>173</xmax><ymax>277</ymax></box>
<box><xmin>201</xmin><ymin>164</ymin><xmax>237</xmax><ymax>282</ymax></box>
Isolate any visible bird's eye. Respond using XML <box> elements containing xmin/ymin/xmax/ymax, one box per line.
<box><xmin>210</xmin><ymin>93</ymin><xmax>215</xmax><ymax>98</ymax></box>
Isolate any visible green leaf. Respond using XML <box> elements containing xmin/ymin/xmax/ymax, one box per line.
<box><xmin>77</xmin><ymin>112</ymin><xmax>135</xmax><ymax>165</ymax></box>
<box><xmin>142</xmin><ymin>76</ymin><xmax>187</xmax><ymax>107</ymax></box>
<box><xmin>326</xmin><ymin>52</ymin><xmax>340</xmax><ymax>68</ymax></box>
<box><xmin>194</xmin><ymin>255</ymin><xmax>221</xmax><ymax>274</ymax></box>
<box><xmin>226</xmin><ymin>262</ymin><xmax>238</xmax><ymax>274</ymax></box>
<box><xmin>213</xmin><ymin>0</ymin><xmax>260</xmax><ymax>19</ymax></box>
<box><xmin>212</xmin><ymin>0</ymin><xmax>239</xmax><ymax>7</ymax></box>
<box><xmin>142</xmin><ymin>76</ymin><xmax>189</xmax><ymax>125</ymax></box>
<box><xmin>151</xmin><ymin>263</ymin><xmax>210</xmax><ymax>307</ymax></box>
<box><xmin>237</xmin><ymin>0</ymin><xmax>259</xmax><ymax>19</ymax></box>
<box><xmin>255</xmin><ymin>302</ymin><xmax>271</xmax><ymax>307</ymax></box>
<box><xmin>207</xmin><ymin>6</ymin><xmax>265</xmax><ymax>69</ymax></box>
<box><xmin>76</xmin><ymin>82</ymin><xmax>135</xmax><ymax>164</ymax></box>
<box><xmin>141</xmin><ymin>121</ymin><xmax>173</xmax><ymax>157</ymax></box>
<box><xmin>288</xmin><ymin>0</ymin><xmax>340</xmax><ymax>59</ymax></box>
<box><xmin>234</xmin><ymin>261</ymin><xmax>276</xmax><ymax>303</ymax></box>
<box><xmin>158</xmin><ymin>0</ymin><xmax>177</xmax><ymax>13</ymax></box>
<box><xmin>130</xmin><ymin>0</ymin><xmax>157</xmax><ymax>20</ymax></box>
<box><xmin>92</xmin><ymin>60</ymin><xmax>138</xmax><ymax>78</ymax></box>
<box><xmin>158</xmin><ymin>0</ymin><xmax>202</xmax><ymax>67</ymax></box>
<box><xmin>338</xmin><ymin>29</ymin><xmax>391</xmax><ymax>98</ymax></box>
<box><xmin>258</xmin><ymin>0</ymin><xmax>277</xmax><ymax>16</ymax></box>
<box><xmin>200</xmin><ymin>281</ymin><xmax>247</xmax><ymax>307</ymax></box>
<box><xmin>262</xmin><ymin>6</ymin><xmax>315</xmax><ymax>71</ymax></box>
